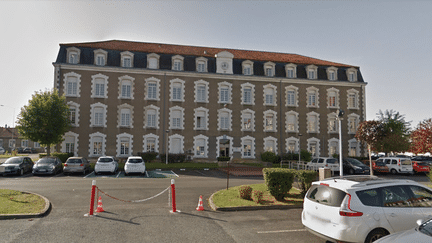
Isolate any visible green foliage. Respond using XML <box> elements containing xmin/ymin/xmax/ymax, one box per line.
<box><xmin>160</xmin><ymin>153</ymin><xmax>186</xmax><ymax>163</ymax></box>
<box><xmin>238</xmin><ymin>185</ymin><xmax>253</xmax><ymax>200</ymax></box>
<box><xmin>217</xmin><ymin>156</ymin><xmax>230</xmax><ymax>161</ymax></box>
<box><xmin>295</xmin><ymin>170</ymin><xmax>318</xmax><ymax>197</ymax></box>
<box><xmin>281</xmin><ymin>152</ymin><xmax>298</xmax><ymax>160</ymax></box>
<box><xmin>16</xmin><ymin>89</ymin><xmax>71</xmax><ymax>156</ymax></box>
<box><xmin>39</xmin><ymin>152</ymin><xmax>72</xmax><ymax>163</ymax></box>
<box><xmin>260</xmin><ymin>151</ymin><xmax>280</xmax><ymax>163</ymax></box>
<box><xmin>263</xmin><ymin>168</ymin><xmax>295</xmax><ymax>201</ymax></box>
<box><xmin>137</xmin><ymin>152</ymin><xmax>158</xmax><ymax>162</ymax></box>
<box><xmin>300</xmin><ymin>150</ymin><xmax>312</xmax><ymax>162</ymax></box>
<box><xmin>252</xmin><ymin>190</ymin><xmax>264</xmax><ymax>204</ymax></box>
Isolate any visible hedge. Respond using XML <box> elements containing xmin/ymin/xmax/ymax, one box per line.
<box><xmin>295</xmin><ymin>170</ymin><xmax>319</xmax><ymax>197</ymax></box>
<box><xmin>262</xmin><ymin>168</ymin><xmax>296</xmax><ymax>201</ymax></box>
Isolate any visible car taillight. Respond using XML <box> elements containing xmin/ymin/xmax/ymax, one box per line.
<box><xmin>64</xmin><ymin>164</ymin><xmax>68</xmax><ymax>167</ymax></box>
<box><xmin>320</xmin><ymin>183</ymin><xmax>329</xmax><ymax>186</ymax></box>
<box><xmin>339</xmin><ymin>194</ymin><xmax>363</xmax><ymax>217</ymax></box>
<box><xmin>80</xmin><ymin>164</ymin><xmax>84</xmax><ymax>166</ymax></box>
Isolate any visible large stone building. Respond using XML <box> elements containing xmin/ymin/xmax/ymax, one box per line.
<box><xmin>53</xmin><ymin>40</ymin><xmax>367</xmax><ymax>161</ymax></box>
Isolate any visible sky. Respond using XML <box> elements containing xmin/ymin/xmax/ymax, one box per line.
<box><xmin>0</xmin><ymin>0</ymin><xmax>431</xmax><ymax>130</ymax></box>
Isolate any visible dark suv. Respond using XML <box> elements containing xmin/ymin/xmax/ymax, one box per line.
<box><xmin>343</xmin><ymin>158</ymin><xmax>370</xmax><ymax>175</ymax></box>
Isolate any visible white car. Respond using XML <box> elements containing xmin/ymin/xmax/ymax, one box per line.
<box><xmin>376</xmin><ymin>157</ymin><xmax>413</xmax><ymax>175</ymax></box>
<box><xmin>302</xmin><ymin>175</ymin><xmax>432</xmax><ymax>243</ymax></box>
<box><xmin>0</xmin><ymin>147</ymin><xmax>5</xmax><ymax>155</ymax></box>
<box><xmin>306</xmin><ymin>157</ymin><xmax>340</xmax><ymax>172</ymax></box>
<box><xmin>94</xmin><ymin>156</ymin><xmax>118</xmax><ymax>175</ymax></box>
<box><xmin>375</xmin><ymin>218</ymin><xmax>432</xmax><ymax>243</ymax></box>
<box><xmin>124</xmin><ymin>156</ymin><xmax>146</xmax><ymax>176</ymax></box>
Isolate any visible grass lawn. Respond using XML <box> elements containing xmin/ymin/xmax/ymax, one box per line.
<box><xmin>212</xmin><ymin>183</ymin><xmax>303</xmax><ymax>208</ymax></box>
<box><xmin>0</xmin><ymin>189</ymin><xmax>46</xmax><ymax>215</ymax></box>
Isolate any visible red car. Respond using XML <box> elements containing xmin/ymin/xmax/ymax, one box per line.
<box><xmin>412</xmin><ymin>161</ymin><xmax>430</xmax><ymax>174</ymax></box>
<box><xmin>372</xmin><ymin>160</ymin><xmax>389</xmax><ymax>174</ymax></box>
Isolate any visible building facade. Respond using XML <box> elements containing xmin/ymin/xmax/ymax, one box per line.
<box><xmin>53</xmin><ymin>40</ymin><xmax>367</xmax><ymax>160</ymax></box>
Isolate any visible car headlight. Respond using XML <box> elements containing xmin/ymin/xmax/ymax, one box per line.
<box><xmin>354</xmin><ymin>166</ymin><xmax>362</xmax><ymax>170</ymax></box>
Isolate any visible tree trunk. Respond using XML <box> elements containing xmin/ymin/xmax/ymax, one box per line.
<box><xmin>46</xmin><ymin>145</ymin><xmax>51</xmax><ymax>156</ymax></box>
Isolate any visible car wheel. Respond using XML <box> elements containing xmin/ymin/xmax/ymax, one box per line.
<box><xmin>365</xmin><ymin>228</ymin><xmax>388</xmax><ymax>243</ymax></box>
<box><xmin>349</xmin><ymin>168</ymin><xmax>355</xmax><ymax>175</ymax></box>
<box><xmin>391</xmin><ymin>169</ymin><xmax>397</xmax><ymax>175</ymax></box>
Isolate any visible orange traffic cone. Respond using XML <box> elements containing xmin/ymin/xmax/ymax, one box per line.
<box><xmin>96</xmin><ymin>196</ymin><xmax>104</xmax><ymax>213</ymax></box>
<box><xmin>196</xmin><ymin>195</ymin><xmax>204</xmax><ymax>211</ymax></box>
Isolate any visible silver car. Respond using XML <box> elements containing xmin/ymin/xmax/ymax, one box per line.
<box><xmin>64</xmin><ymin>157</ymin><xmax>91</xmax><ymax>175</ymax></box>
<box><xmin>94</xmin><ymin>156</ymin><xmax>118</xmax><ymax>175</ymax></box>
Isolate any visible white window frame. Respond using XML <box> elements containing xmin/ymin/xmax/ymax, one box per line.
<box><xmin>194</xmin><ymin>107</ymin><xmax>209</xmax><ymax>131</ymax></box>
<box><xmin>242</xmin><ymin>60</ymin><xmax>254</xmax><ymax>75</ymax></box>
<box><xmin>263</xmin><ymin>110</ymin><xmax>277</xmax><ymax>132</ymax></box>
<box><xmin>306</xmin><ymin>65</ymin><xmax>318</xmax><ymax>80</ymax></box>
<box><xmin>327</xmin><ymin>112</ymin><xmax>338</xmax><ymax>134</ymax></box>
<box><xmin>346</xmin><ymin>67</ymin><xmax>358</xmax><ymax>82</ymax></box>
<box><xmin>285</xmin><ymin>63</ymin><xmax>297</xmax><ymax>78</ymax></box>
<box><xmin>21</xmin><ymin>140</ymin><xmax>29</xmax><ymax>148</ymax></box>
<box><xmin>145</xmin><ymin>77</ymin><xmax>161</xmax><ymax>101</ymax></box>
<box><xmin>169</xmin><ymin>134</ymin><xmax>184</xmax><ymax>154</ymax></box>
<box><xmin>218</xmin><ymin>81</ymin><xmax>232</xmax><ymax>104</ymax></box>
<box><xmin>8</xmin><ymin>139</ymin><xmax>16</xmax><ymax>148</ymax></box>
<box><xmin>241</xmin><ymin>136</ymin><xmax>255</xmax><ymax>159</ymax></box>
<box><xmin>216</xmin><ymin>135</ymin><xmax>233</xmax><ymax>158</ymax></box>
<box><xmin>118</xmin><ymin>104</ymin><xmax>133</xmax><ymax>128</ymax></box>
<box><xmin>144</xmin><ymin>105</ymin><xmax>160</xmax><ymax>129</ymax></box>
<box><xmin>91</xmin><ymin>73</ymin><xmax>109</xmax><ymax>98</ymax></box>
<box><xmin>88</xmin><ymin>132</ymin><xmax>106</xmax><ymax>157</ymax></box>
<box><xmin>307</xmin><ymin>137</ymin><xmax>321</xmax><ymax>158</ymax></box>
<box><xmin>194</xmin><ymin>80</ymin><xmax>209</xmax><ymax>103</ymax></box>
<box><xmin>328</xmin><ymin>138</ymin><xmax>339</xmax><ymax>157</ymax></box>
<box><xmin>286</xmin><ymin>137</ymin><xmax>299</xmax><ymax>153</ymax></box>
<box><xmin>116</xmin><ymin>133</ymin><xmax>133</xmax><ymax>157</ymax></box>
<box><xmin>193</xmin><ymin>134</ymin><xmax>209</xmax><ymax>158</ymax></box>
<box><xmin>307</xmin><ymin>111</ymin><xmax>320</xmax><ymax>134</ymax></box>
<box><xmin>348</xmin><ymin>113</ymin><xmax>360</xmax><ymax>134</ymax></box>
<box><xmin>147</xmin><ymin>53</ymin><xmax>160</xmax><ymax>69</ymax></box>
<box><xmin>285</xmin><ymin>111</ymin><xmax>299</xmax><ymax>133</ymax></box>
<box><xmin>67</xmin><ymin>101</ymin><xmax>80</xmax><ymax>127</ymax></box>
<box><xmin>306</xmin><ymin>86</ymin><xmax>319</xmax><ymax>108</ymax></box>
<box><xmin>170</xmin><ymin>78</ymin><xmax>185</xmax><ymax>102</ymax></box>
<box><xmin>63</xmin><ymin>72</ymin><xmax>81</xmax><ymax>97</ymax></box>
<box><xmin>264</xmin><ymin>62</ymin><xmax>275</xmax><ymax>77</ymax></box>
<box><xmin>66</xmin><ymin>47</ymin><xmax>80</xmax><ymax>64</ymax></box>
<box><xmin>285</xmin><ymin>85</ymin><xmax>299</xmax><ymax>107</ymax></box>
<box><xmin>327</xmin><ymin>87</ymin><xmax>339</xmax><ymax>108</ymax></box>
<box><xmin>348</xmin><ymin>138</ymin><xmax>360</xmax><ymax>157</ymax></box>
<box><xmin>90</xmin><ymin>103</ymin><xmax>107</xmax><ymax>127</ymax></box>
<box><xmin>196</xmin><ymin>57</ymin><xmax>208</xmax><ymax>73</ymax></box>
<box><xmin>171</xmin><ymin>55</ymin><xmax>184</xmax><ymax>71</ymax></box>
<box><xmin>169</xmin><ymin>106</ymin><xmax>185</xmax><ymax>130</ymax></box>
<box><xmin>327</xmin><ymin>66</ymin><xmax>338</xmax><ymax>81</ymax></box>
<box><xmin>94</xmin><ymin>49</ymin><xmax>107</xmax><ymax>66</ymax></box>
<box><xmin>263</xmin><ymin>84</ymin><xmax>277</xmax><ymax>106</ymax></box>
<box><xmin>218</xmin><ymin>108</ymin><xmax>232</xmax><ymax>131</ymax></box>
<box><xmin>241</xmin><ymin>82</ymin><xmax>255</xmax><ymax>105</ymax></box>
<box><xmin>241</xmin><ymin>109</ymin><xmax>255</xmax><ymax>132</ymax></box>
<box><xmin>118</xmin><ymin>75</ymin><xmax>135</xmax><ymax>100</ymax></box>
<box><xmin>347</xmin><ymin>89</ymin><xmax>360</xmax><ymax>109</ymax></box>
<box><xmin>121</xmin><ymin>51</ymin><xmax>134</xmax><ymax>68</ymax></box>
<box><xmin>263</xmin><ymin>136</ymin><xmax>278</xmax><ymax>154</ymax></box>
<box><xmin>61</xmin><ymin>131</ymin><xmax>79</xmax><ymax>156</ymax></box>
<box><xmin>143</xmin><ymin>133</ymin><xmax>159</xmax><ymax>153</ymax></box>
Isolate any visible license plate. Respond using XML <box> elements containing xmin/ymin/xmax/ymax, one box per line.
<box><xmin>40</xmin><ymin>169</ymin><xmax>46</xmax><ymax>172</ymax></box>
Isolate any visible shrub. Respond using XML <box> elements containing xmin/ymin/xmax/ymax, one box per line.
<box><xmin>160</xmin><ymin>153</ymin><xmax>186</xmax><ymax>163</ymax></box>
<box><xmin>217</xmin><ymin>156</ymin><xmax>230</xmax><ymax>162</ymax></box>
<box><xmin>138</xmin><ymin>152</ymin><xmax>158</xmax><ymax>162</ymax></box>
<box><xmin>300</xmin><ymin>150</ymin><xmax>312</xmax><ymax>162</ymax></box>
<box><xmin>238</xmin><ymin>185</ymin><xmax>253</xmax><ymax>200</ymax></box>
<box><xmin>295</xmin><ymin>170</ymin><xmax>318</xmax><ymax>197</ymax></box>
<box><xmin>260</xmin><ymin>151</ymin><xmax>280</xmax><ymax>164</ymax></box>
<box><xmin>252</xmin><ymin>190</ymin><xmax>264</xmax><ymax>204</ymax></box>
<box><xmin>281</xmin><ymin>152</ymin><xmax>298</xmax><ymax>161</ymax></box>
<box><xmin>263</xmin><ymin>168</ymin><xmax>295</xmax><ymax>201</ymax></box>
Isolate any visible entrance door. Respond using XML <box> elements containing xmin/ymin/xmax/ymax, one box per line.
<box><xmin>219</xmin><ymin>139</ymin><xmax>230</xmax><ymax>157</ymax></box>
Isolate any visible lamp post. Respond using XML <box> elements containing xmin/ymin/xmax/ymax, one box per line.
<box><xmin>1</xmin><ymin>105</ymin><xmax>16</xmax><ymax>151</ymax></box>
<box><xmin>337</xmin><ymin>109</ymin><xmax>345</xmax><ymax>176</ymax></box>
<box><xmin>298</xmin><ymin>133</ymin><xmax>302</xmax><ymax>170</ymax></box>
<box><xmin>166</xmin><ymin>130</ymin><xmax>169</xmax><ymax>165</ymax></box>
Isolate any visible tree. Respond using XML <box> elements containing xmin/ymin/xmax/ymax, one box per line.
<box><xmin>410</xmin><ymin>118</ymin><xmax>432</xmax><ymax>154</ymax></box>
<box><xmin>16</xmin><ymin>89</ymin><xmax>71</xmax><ymax>156</ymax></box>
<box><xmin>375</xmin><ymin>109</ymin><xmax>411</xmax><ymax>154</ymax></box>
<box><xmin>355</xmin><ymin>120</ymin><xmax>385</xmax><ymax>175</ymax></box>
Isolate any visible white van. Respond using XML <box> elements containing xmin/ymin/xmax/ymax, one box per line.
<box><xmin>376</xmin><ymin>157</ymin><xmax>413</xmax><ymax>175</ymax></box>
<box><xmin>306</xmin><ymin>157</ymin><xmax>340</xmax><ymax>172</ymax></box>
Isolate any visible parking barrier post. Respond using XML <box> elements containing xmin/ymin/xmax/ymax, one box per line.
<box><xmin>89</xmin><ymin>180</ymin><xmax>96</xmax><ymax>216</ymax></box>
<box><xmin>171</xmin><ymin>179</ymin><xmax>176</xmax><ymax>213</ymax></box>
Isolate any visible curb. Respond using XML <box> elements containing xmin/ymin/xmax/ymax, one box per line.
<box><xmin>208</xmin><ymin>191</ymin><xmax>303</xmax><ymax>211</ymax></box>
<box><xmin>0</xmin><ymin>191</ymin><xmax>51</xmax><ymax>220</ymax></box>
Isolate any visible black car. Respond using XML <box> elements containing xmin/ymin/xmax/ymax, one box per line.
<box><xmin>23</xmin><ymin>147</ymin><xmax>36</xmax><ymax>154</ymax></box>
<box><xmin>343</xmin><ymin>158</ymin><xmax>370</xmax><ymax>175</ymax></box>
<box><xmin>32</xmin><ymin>157</ymin><xmax>63</xmax><ymax>175</ymax></box>
<box><xmin>0</xmin><ymin>156</ymin><xmax>34</xmax><ymax>176</ymax></box>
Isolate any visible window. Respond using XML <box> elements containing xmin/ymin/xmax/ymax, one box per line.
<box><xmin>116</xmin><ymin>133</ymin><xmax>133</xmax><ymax>157</ymax></box>
<box><xmin>91</xmin><ymin>74</ymin><xmax>108</xmax><ymax>98</ymax></box>
<box><xmin>263</xmin><ymin>84</ymin><xmax>277</xmax><ymax>106</ymax></box>
<box><xmin>145</xmin><ymin>77</ymin><xmax>160</xmax><ymax>101</ymax></box>
<box><xmin>66</xmin><ymin>47</ymin><xmax>80</xmax><ymax>64</ymax></box>
<box><xmin>348</xmin><ymin>113</ymin><xmax>360</xmax><ymax>134</ymax></box>
<box><xmin>90</xmin><ymin>103</ymin><xmax>107</xmax><ymax>127</ymax></box>
<box><xmin>147</xmin><ymin>53</ymin><xmax>160</xmax><ymax>69</ymax></box>
<box><xmin>169</xmin><ymin>134</ymin><xmax>184</xmax><ymax>154</ymax></box>
<box><xmin>348</xmin><ymin>138</ymin><xmax>359</xmax><ymax>157</ymax></box>
<box><xmin>286</xmin><ymin>111</ymin><xmax>298</xmax><ymax>133</ymax></box>
<box><xmin>306</xmin><ymin>65</ymin><xmax>318</xmax><ymax>79</ymax></box>
<box><xmin>241</xmin><ymin>109</ymin><xmax>255</xmax><ymax>132</ymax></box>
<box><xmin>194</xmin><ymin>107</ymin><xmax>209</xmax><ymax>130</ymax></box>
<box><xmin>63</xmin><ymin>72</ymin><xmax>81</xmax><ymax>97</ymax></box>
<box><xmin>328</xmin><ymin>113</ymin><xmax>338</xmax><ymax>133</ymax></box>
<box><xmin>307</xmin><ymin>137</ymin><xmax>320</xmax><ymax>157</ymax></box>
<box><xmin>121</xmin><ymin>51</ymin><xmax>134</xmax><ymax>68</ymax></box>
<box><xmin>67</xmin><ymin>101</ymin><xmax>80</xmax><ymax>126</ymax></box>
<box><xmin>264</xmin><ymin>136</ymin><xmax>277</xmax><ymax>153</ymax></box>
<box><xmin>286</xmin><ymin>137</ymin><xmax>299</xmax><ymax>153</ymax></box>
<box><xmin>285</xmin><ymin>85</ymin><xmax>298</xmax><ymax>107</ymax></box>
<box><xmin>218</xmin><ymin>108</ymin><xmax>232</xmax><ymax>131</ymax></box>
<box><xmin>306</xmin><ymin>87</ymin><xmax>319</xmax><ymax>108</ymax></box>
<box><xmin>327</xmin><ymin>88</ymin><xmax>339</xmax><ymax>108</ymax></box>
<box><xmin>193</xmin><ymin>135</ymin><xmax>208</xmax><ymax>158</ymax></box>
<box><xmin>218</xmin><ymin>82</ymin><xmax>232</xmax><ymax>104</ymax></box>
<box><xmin>285</xmin><ymin>64</ymin><xmax>297</xmax><ymax>78</ymax></box>
<box><xmin>172</xmin><ymin>55</ymin><xmax>184</xmax><ymax>71</ymax></box>
<box><xmin>62</xmin><ymin>132</ymin><xmax>78</xmax><ymax>155</ymax></box>
<box><xmin>327</xmin><ymin>67</ymin><xmax>338</xmax><ymax>81</ymax></box>
<box><xmin>328</xmin><ymin>138</ymin><xmax>339</xmax><ymax>157</ymax></box>
<box><xmin>346</xmin><ymin>68</ymin><xmax>358</xmax><ymax>82</ymax></box>
<box><xmin>94</xmin><ymin>49</ymin><xmax>107</xmax><ymax>66</ymax></box>
<box><xmin>21</xmin><ymin>140</ymin><xmax>28</xmax><ymax>148</ymax></box>
<box><xmin>118</xmin><ymin>75</ymin><xmax>134</xmax><ymax>99</ymax></box>
<box><xmin>143</xmin><ymin>134</ymin><xmax>159</xmax><ymax>153</ymax></box>
<box><xmin>169</xmin><ymin>106</ymin><xmax>184</xmax><ymax>130</ymax></box>
<box><xmin>196</xmin><ymin>57</ymin><xmax>207</xmax><ymax>72</ymax></box>
<box><xmin>242</xmin><ymin>60</ymin><xmax>253</xmax><ymax>75</ymax></box>
<box><xmin>194</xmin><ymin>80</ymin><xmax>209</xmax><ymax>103</ymax></box>
<box><xmin>170</xmin><ymin>79</ymin><xmax>185</xmax><ymax>102</ymax></box>
<box><xmin>241</xmin><ymin>83</ymin><xmax>255</xmax><ymax>105</ymax></box>
<box><xmin>264</xmin><ymin>62</ymin><xmax>275</xmax><ymax>77</ymax></box>
<box><xmin>144</xmin><ymin>105</ymin><xmax>159</xmax><ymax>129</ymax></box>
<box><xmin>8</xmin><ymin>139</ymin><xmax>15</xmax><ymax>148</ymax></box>
<box><xmin>241</xmin><ymin>136</ymin><xmax>255</xmax><ymax>158</ymax></box>
<box><xmin>347</xmin><ymin>89</ymin><xmax>359</xmax><ymax>109</ymax></box>
<box><xmin>307</xmin><ymin>112</ymin><xmax>320</xmax><ymax>133</ymax></box>
<box><xmin>117</xmin><ymin>104</ymin><xmax>133</xmax><ymax>128</ymax></box>
<box><xmin>34</xmin><ymin>142</ymin><xmax>40</xmax><ymax>148</ymax></box>
<box><xmin>263</xmin><ymin>110</ymin><xmax>277</xmax><ymax>132</ymax></box>
<box><xmin>407</xmin><ymin>186</ymin><xmax>432</xmax><ymax>207</ymax></box>
<box><xmin>89</xmin><ymin>132</ymin><xmax>106</xmax><ymax>157</ymax></box>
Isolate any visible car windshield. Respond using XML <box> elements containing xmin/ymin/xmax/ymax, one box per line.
<box><xmin>401</xmin><ymin>159</ymin><xmax>412</xmax><ymax>165</ymax></box>
<box><xmin>128</xmin><ymin>159</ymin><xmax>143</xmax><ymax>163</ymax></box>
<box><xmin>307</xmin><ymin>185</ymin><xmax>347</xmax><ymax>207</ymax></box>
<box><xmin>347</xmin><ymin>158</ymin><xmax>364</xmax><ymax>166</ymax></box>
<box><xmin>417</xmin><ymin>162</ymin><xmax>428</xmax><ymax>166</ymax></box>
<box><xmin>38</xmin><ymin>158</ymin><xmax>56</xmax><ymax>164</ymax></box>
<box><xmin>4</xmin><ymin>157</ymin><xmax>22</xmax><ymax>164</ymax></box>
<box><xmin>375</xmin><ymin>161</ymin><xmax>386</xmax><ymax>166</ymax></box>
<box><xmin>419</xmin><ymin>219</ymin><xmax>432</xmax><ymax>237</ymax></box>
<box><xmin>98</xmin><ymin>158</ymin><xmax>113</xmax><ymax>163</ymax></box>
<box><xmin>67</xmin><ymin>159</ymin><xmax>82</xmax><ymax>164</ymax></box>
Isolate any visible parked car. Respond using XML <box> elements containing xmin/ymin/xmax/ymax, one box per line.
<box><xmin>306</xmin><ymin>157</ymin><xmax>339</xmax><ymax>172</ymax></box>
<box><xmin>372</xmin><ymin>160</ymin><xmax>390</xmax><ymax>174</ymax></box>
<box><xmin>32</xmin><ymin>157</ymin><xmax>63</xmax><ymax>175</ymax></box>
<box><xmin>412</xmin><ymin>156</ymin><xmax>432</xmax><ymax>165</ymax></box>
<box><xmin>376</xmin><ymin>157</ymin><xmax>413</xmax><ymax>175</ymax></box>
<box><xmin>14</xmin><ymin>147</ymin><xmax>23</xmax><ymax>153</ymax></box>
<box><xmin>94</xmin><ymin>156</ymin><xmax>118</xmax><ymax>175</ymax></box>
<box><xmin>302</xmin><ymin>175</ymin><xmax>432</xmax><ymax>243</ymax></box>
<box><xmin>375</xmin><ymin>218</ymin><xmax>432</xmax><ymax>243</ymax></box>
<box><xmin>23</xmin><ymin>147</ymin><xmax>36</xmax><ymax>154</ymax></box>
<box><xmin>0</xmin><ymin>147</ymin><xmax>5</xmax><ymax>155</ymax></box>
<box><xmin>63</xmin><ymin>157</ymin><xmax>91</xmax><ymax>175</ymax></box>
<box><xmin>124</xmin><ymin>156</ymin><xmax>146</xmax><ymax>176</ymax></box>
<box><xmin>343</xmin><ymin>158</ymin><xmax>370</xmax><ymax>175</ymax></box>
<box><xmin>412</xmin><ymin>161</ymin><xmax>430</xmax><ymax>174</ymax></box>
<box><xmin>0</xmin><ymin>156</ymin><xmax>34</xmax><ymax>176</ymax></box>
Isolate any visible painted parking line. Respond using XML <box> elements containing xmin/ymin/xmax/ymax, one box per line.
<box><xmin>257</xmin><ymin>229</ymin><xmax>307</xmax><ymax>234</ymax></box>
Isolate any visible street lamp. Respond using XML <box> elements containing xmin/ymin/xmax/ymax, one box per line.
<box><xmin>165</xmin><ymin>130</ymin><xmax>169</xmax><ymax>165</ymax></box>
<box><xmin>1</xmin><ymin>105</ymin><xmax>16</xmax><ymax>151</ymax></box>
<box><xmin>298</xmin><ymin>133</ymin><xmax>302</xmax><ymax>170</ymax></box>
<box><xmin>337</xmin><ymin>109</ymin><xmax>345</xmax><ymax>176</ymax></box>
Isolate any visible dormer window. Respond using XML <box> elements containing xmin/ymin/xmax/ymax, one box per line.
<box><xmin>94</xmin><ymin>49</ymin><xmax>108</xmax><ymax>66</ymax></box>
<box><xmin>346</xmin><ymin>68</ymin><xmax>358</xmax><ymax>82</ymax></box>
<box><xmin>147</xmin><ymin>53</ymin><xmax>160</xmax><ymax>69</ymax></box>
<box><xmin>327</xmin><ymin>66</ymin><xmax>338</xmax><ymax>81</ymax></box>
<box><xmin>242</xmin><ymin>60</ymin><xmax>254</xmax><ymax>75</ymax></box>
<box><xmin>121</xmin><ymin>51</ymin><xmax>134</xmax><ymax>68</ymax></box>
<box><xmin>285</xmin><ymin>64</ymin><xmax>297</xmax><ymax>78</ymax></box>
<box><xmin>196</xmin><ymin>57</ymin><xmax>207</xmax><ymax>72</ymax></box>
<box><xmin>306</xmin><ymin>65</ymin><xmax>318</xmax><ymax>79</ymax></box>
<box><xmin>67</xmin><ymin>47</ymin><xmax>80</xmax><ymax>64</ymax></box>
<box><xmin>264</xmin><ymin>62</ymin><xmax>275</xmax><ymax>77</ymax></box>
<box><xmin>172</xmin><ymin>55</ymin><xmax>184</xmax><ymax>71</ymax></box>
